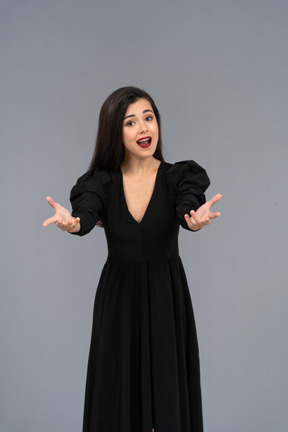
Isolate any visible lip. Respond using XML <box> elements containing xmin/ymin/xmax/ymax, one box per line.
<box><xmin>136</xmin><ymin>136</ymin><xmax>152</xmax><ymax>148</ymax></box>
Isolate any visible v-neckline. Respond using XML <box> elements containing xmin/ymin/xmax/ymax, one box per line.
<box><xmin>120</xmin><ymin>161</ymin><xmax>162</xmax><ymax>225</ymax></box>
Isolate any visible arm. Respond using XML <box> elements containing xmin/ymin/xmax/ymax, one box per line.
<box><xmin>42</xmin><ymin>196</ymin><xmax>81</xmax><ymax>233</ymax></box>
<box><xmin>184</xmin><ymin>193</ymin><xmax>222</xmax><ymax>231</ymax></box>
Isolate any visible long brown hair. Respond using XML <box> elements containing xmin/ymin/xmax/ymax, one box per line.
<box><xmin>89</xmin><ymin>86</ymin><xmax>165</xmax><ymax>171</ymax></box>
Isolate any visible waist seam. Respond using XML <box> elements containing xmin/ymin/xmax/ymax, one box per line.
<box><xmin>106</xmin><ymin>254</ymin><xmax>181</xmax><ymax>264</ymax></box>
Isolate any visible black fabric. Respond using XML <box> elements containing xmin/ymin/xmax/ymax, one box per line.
<box><xmin>70</xmin><ymin>160</ymin><xmax>210</xmax><ymax>432</ymax></box>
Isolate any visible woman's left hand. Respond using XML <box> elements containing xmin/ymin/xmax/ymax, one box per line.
<box><xmin>184</xmin><ymin>193</ymin><xmax>222</xmax><ymax>231</ymax></box>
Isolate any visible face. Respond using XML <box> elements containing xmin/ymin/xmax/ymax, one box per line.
<box><xmin>122</xmin><ymin>98</ymin><xmax>159</xmax><ymax>162</ymax></box>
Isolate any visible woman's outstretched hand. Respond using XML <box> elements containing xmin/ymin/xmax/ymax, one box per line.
<box><xmin>42</xmin><ymin>196</ymin><xmax>81</xmax><ymax>233</ymax></box>
<box><xmin>184</xmin><ymin>193</ymin><xmax>222</xmax><ymax>231</ymax></box>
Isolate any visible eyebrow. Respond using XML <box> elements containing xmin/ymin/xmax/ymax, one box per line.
<box><xmin>123</xmin><ymin>109</ymin><xmax>153</xmax><ymax>120</ymax></box>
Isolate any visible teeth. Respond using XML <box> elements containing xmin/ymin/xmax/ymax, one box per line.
<box><xmin>138</xmin><ymin>138</ymin><xmax>150</xmax><ymax>143</ymax></box>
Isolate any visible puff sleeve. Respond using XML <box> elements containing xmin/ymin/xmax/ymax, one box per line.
<box><xmin>69</xmin><ymin>167</ymin><xmax>110</xmax><ymax>236</ymax></box>
<box><xmin>167</xmin><ymin>160</ymin><xmax>210</xmax><ymax>231</ymax></box>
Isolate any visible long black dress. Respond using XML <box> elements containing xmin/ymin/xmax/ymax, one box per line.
<box><xmin>70</xmin><ymin>160</ymin><xmax>210</xmax><ymax>432</ymax></box>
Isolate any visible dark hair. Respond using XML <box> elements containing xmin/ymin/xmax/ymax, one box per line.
<box><xmin>89</xmin><ymin>86</ymin><xmax>165</xmax><ymax>171</ymax></box>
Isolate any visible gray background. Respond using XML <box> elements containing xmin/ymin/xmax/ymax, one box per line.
<box><xmin>1</xmin><ymin>0</ymin><xmax>287</xmax><ymax>431</ymax></box>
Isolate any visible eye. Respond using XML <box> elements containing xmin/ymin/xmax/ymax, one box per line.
<box><xmin>125</xmin><ymin>120</ymin><xmax>135</xmax><ymax>127</ymax></box>
<box><xmin>145</xmin><ymin>115</ymin><xmax>153</xmax><ymax>121</ymax></box>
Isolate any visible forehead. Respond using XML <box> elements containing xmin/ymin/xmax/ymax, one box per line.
<box><xmin>124</xmin><ymin>98</ymin><xmax>153</xmax><ymax>116</ymax></box>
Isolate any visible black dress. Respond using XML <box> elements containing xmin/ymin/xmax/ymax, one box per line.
<box><xmin>70</xmin><ymin>160</ymin><xmax>210</xmax><ymax>432</ymax></box>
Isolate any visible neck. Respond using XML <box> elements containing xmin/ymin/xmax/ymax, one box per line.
<box><xmin>121</xmin><ymin>156</ymin><xmax>161</xmax><ymax>176</ymax></box>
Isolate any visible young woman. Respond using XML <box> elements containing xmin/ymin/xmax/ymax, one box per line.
<box><xmin>43</xmin><ymin>86</ymin><xmax>221</xmax><ymax>432</ymax></box>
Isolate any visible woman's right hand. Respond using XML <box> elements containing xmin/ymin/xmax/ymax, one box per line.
<box><xmin>42</xmin><ymin>196</ymin><xmax>81</xmax><ymax>233</ymax></box>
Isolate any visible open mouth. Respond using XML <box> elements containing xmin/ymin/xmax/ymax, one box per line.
<box><xmin>136</xmin><ymin>137</ymin><xmax>152</xmax><ymax>148</ymax></box>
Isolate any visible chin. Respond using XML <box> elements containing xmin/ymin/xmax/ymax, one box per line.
<box><xmin>138</xmin><ymin>150</ymin><xmax>156</xmax><ymax>159</ymax></box>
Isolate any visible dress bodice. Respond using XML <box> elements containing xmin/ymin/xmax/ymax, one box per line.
<box><xmin>70</xmin><ymin>160</ymin><xmax>210</xmax><ymax>263</ymax></box>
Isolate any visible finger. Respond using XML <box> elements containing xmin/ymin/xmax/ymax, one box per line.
<box><xmin>199</xmin><ymin>215</ymin><xmax>211</xmax><ymax>226</ymax></box>
<box><xmin>68</xmin><ymin>217</ymin><xmax>80</xmax><ymax>225</ymax></box>
<box><xmin>184</xmin><ymin>214</ymin><xmax>195</xmax><ymax>230</ymax></box>
<box><xmin>56</xmin><ymin>218</ymin><xmax>64</xmax><ymax>229</ymax></box>
<box><xmin>42</xmin><ymin>215</ymin><xmax>57</xmax><ymax>227</ymax></box>
<box><xmin>184</xmin><ymin>214</ymin><xmax>201</xmax><ymax>231</ymax></box>
<box><xmin>67</xmin><ymin>217</ymin><xmax>79</xmax><ymax>229</ymax></box>
<box><xmin>190</xmin><ymin>211</ymin><xmax>211</xmax><ymax>228</ymax></box>
<box><xmin>73</xmin><ymin>217</ymin><xmax>81</xmax><ymax>226</ymax></box>
<box><xmin>46</xmin><ymin>196</ymin><xmax>57</xmax><ymax>210</ymax></box>
<box><xmin>209</xmin><ymin>211</ymin><xmax>221</xmax><ymax>220</ymax></box>
<box><xmin>57</xmin><ymin>220</ymin><xmax>69</xmax><ymax>231</ymax></box>
<box><xmin>189</xmin><ymin>210</ymin><xmax>203</xmax><ymax>225</ymax></box>
<box><xmin>58</xmin><ymin>217</ymin><xmax>81</xmax><ymax>232</ymax></box>
<box><xmin>208</xmin><ymin>193</ymin><xmax>222</xmax><ymax>208</ymax></box>
<box><xmin>67</xmin><ymin>217</ymin><xmax>81</xmax><ymax>232</ymax></box>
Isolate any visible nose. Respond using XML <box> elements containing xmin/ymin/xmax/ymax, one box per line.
<box><xmin>139</xmin><ymin>119</ymin><xmax>148</xmax><ymax>133</ymax></box>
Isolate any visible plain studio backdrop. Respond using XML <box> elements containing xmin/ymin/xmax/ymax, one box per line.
<box><xmin>0</xmin><ymin>1</ymin><xmax>287</xmax><ymax>431</ymax></box>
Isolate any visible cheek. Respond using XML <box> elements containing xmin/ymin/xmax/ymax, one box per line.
<box><xmin>152</xmin><ymin>122</ymin><xmax>159</xmax><ymax>135</ymax></box>
<box><xmin>122</xmin><ymin>130</ymin><xmax>135</xmax><ymax>148</ymax></box>
<box><xmin>122</xmin><ymin>129</ymin><xmax>130</xmax><ymax>143</ymax></box>
<box><xmin>153</xmin><ymin>125</ymin><xmax>159</xmax><ymax>141</ymax></box>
